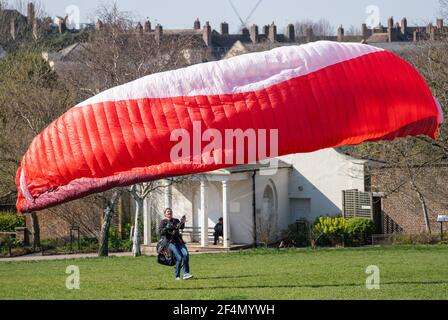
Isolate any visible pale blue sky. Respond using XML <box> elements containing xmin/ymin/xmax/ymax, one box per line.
<box><xmin>28</xmin><ymin>0</ymin><xmax>444</xmax><ymax>33</ymax></box>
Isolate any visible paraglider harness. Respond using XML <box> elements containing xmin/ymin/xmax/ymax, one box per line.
<box><xmin>156</xmin><ymin>216</ymin><xmax>186</xmax><ymax>267</ymax></box>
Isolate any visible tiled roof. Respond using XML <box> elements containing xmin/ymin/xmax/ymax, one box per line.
<box><xmin>366</xmin><ymin>33</ymin><xmax>390</xmax><ymax>43</ymax></box>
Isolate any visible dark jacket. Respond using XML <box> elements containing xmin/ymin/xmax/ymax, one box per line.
<box><xmin>159</xmin><ymin>218</ymin><xmax>185</xmax><ymax>245</ymax></box>
<box><xmin>214</xmin><ymin>222</ymin><xmax>223</xmax><ymax>235</ymax></box>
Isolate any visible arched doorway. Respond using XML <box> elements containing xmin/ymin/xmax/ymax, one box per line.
<box><xmin>258</xmin><ymin>180</ymin><xmax>278</xmax><ymax>244</ymax></box>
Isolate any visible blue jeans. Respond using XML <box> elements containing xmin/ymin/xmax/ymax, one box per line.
<box><xmin>168</xmin><ymin>243</ymin><xmax>190</xmax><ymax>278</ymax></box>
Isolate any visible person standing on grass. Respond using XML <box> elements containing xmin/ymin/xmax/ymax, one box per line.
<box><xmin>158</xmin><ymin>208</ymin><xmax>193</xmax><ymax>281</ymax></box>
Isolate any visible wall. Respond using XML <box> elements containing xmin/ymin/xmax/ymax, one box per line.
<box><xmin>279</xmin><ymin>148</ymin><xmax>366</xmax><ymax>222</ymax></box>
<box><xmin>370</xmin><ymin>166</ymin><xmax>448</xmax><ymax>233</ymax></box>
<box><xmin>254</xmin><ymin>168</ymin><xmax>290</xmax><ymax>241</ymax></box>
<box><xmin>27</xmin><ymin>197</ymin><xmax>103</xmax><ymax>241</ymax></box>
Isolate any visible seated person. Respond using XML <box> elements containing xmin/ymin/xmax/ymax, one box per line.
<box><xmin>214</xmin><ymin>217</ymin><xmax>224</xmax><ymax>245</ymax></box>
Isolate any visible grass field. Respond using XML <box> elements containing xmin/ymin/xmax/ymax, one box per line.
<box><xmin>1</xmin><ymin>245</ymin><xmax>447</xmax><ymax>300</ymax></box>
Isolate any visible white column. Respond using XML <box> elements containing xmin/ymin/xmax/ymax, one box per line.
<box><xmin>164</xmin><ymin>180</ymin><xmax>172</xmax><ymax>209</ymax></box>
<box><xmin>200</xmin><ymin>180</ymin><xmax>209</xmax><ymax>247</ymax></box>
<box><xmin>222</xmin><ymin>180</ymin><xmax>230</xmax><ymax>248</ymax></box>
<box><xmin>143</xmin><ymin>198</ymin><xmax>151</xmax><ymax>246</ymax></box>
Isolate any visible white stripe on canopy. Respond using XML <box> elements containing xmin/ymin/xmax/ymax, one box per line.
<box><xmin>76</xmin><ymin>41</ymin><xmax>384</xmax><ymax>107</ymax></box>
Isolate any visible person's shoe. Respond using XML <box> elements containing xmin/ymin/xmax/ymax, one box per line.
<box><xmin>183</xmin><ymin>273</ymin><xmax>193</xmax><ymax>280</ymax></box>
<box><xmin>175</xmin><ymin>277</ymin><xmax>181</xmax><ymax>281</ymax></box>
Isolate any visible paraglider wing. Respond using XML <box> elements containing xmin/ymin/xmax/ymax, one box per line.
<box><xmin>16</xmin><ymin>41</ymin><xmax>443</xmax><ymax>213</ymax></box>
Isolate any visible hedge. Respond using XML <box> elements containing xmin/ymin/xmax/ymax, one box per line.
<box><xmin>0</xmin><ymin>212</ymin><xmax>25</xmax><ymax>232</ymax></box>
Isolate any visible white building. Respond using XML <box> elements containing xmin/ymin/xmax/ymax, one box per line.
<box><xmin>142</xmin><ymin>148</ymin><xmax>367</xmax><ymax>248</ymax></box>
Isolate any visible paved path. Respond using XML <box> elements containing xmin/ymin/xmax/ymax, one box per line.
<box><xmin>0</xmin><ymin>248</ymin><xmax>231</xmax><ymax>262</ymax></box>
<box><xmin>0</xmin><ymin>252</ymin><xmax>134</xmax><ymax>262</ymax></box>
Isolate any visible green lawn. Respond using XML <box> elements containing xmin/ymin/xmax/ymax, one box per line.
<box><xmin>1</xmin><ymin>245</ymin><xmax>447</xmax><ymax>300</ymax></box>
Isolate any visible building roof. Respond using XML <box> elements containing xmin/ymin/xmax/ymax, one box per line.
<box><xmin>163</xmin><ymin>29</ymin><xmax>202</xmax><ymax>35</ymax></box>
<box><xmin>368</xmin><ymin>41</ymin><xmax>428</xmax><ymax>53</ymax></box>
<box><xmin>0</xmin><ymin>8</ymin><xmax>26</xmax><ymax>20</ymax></box>
<box><xmin>224</xmin><ymin>160</ymin><xmax>292</xmax><ymax>174</ymax></box>
<box><xmin>366</xmin><ymin>33</ymin><xmax>390</xmax><ymax>43</ymax></box>
<box><xmin>224</xmin><ymin>40</ymin><xmax>296</xmax><ymax>59</ymax></box>
<box><xmin>58</xmin><ymin>42</ymin><xmax>83</xmax><ymax>59</ymax></box>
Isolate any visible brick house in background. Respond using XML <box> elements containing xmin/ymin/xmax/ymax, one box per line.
<box><xmin>0</xmin><ymin>2</ymin><xmax>70</xmax><ymax>49</ymax></box>
<box><xmin>363</xmin><ymin>17</ymin><xmax>447</xmax><ymax>44</ymax></box>
<box><xmin>41</xmin><ymin>15</ymin><xmax>448</xmax><ymax>67</ymax></box>
<box><xmin>28</xmin><ymin>192</ymin><xmax>135</xmax><ymax>242</ymax></box>
<box><xmin>369</xmin><ymin>164</ymin><xmax>448</xmax><ymax>234</ymax></box>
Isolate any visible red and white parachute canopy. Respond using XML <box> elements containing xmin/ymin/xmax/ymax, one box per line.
<box><xmin>16</xmin><ymin>41</ymin><xmax>443</xmax><ymax>213</ymax></box>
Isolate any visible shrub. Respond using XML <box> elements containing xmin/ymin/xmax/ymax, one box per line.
<box><xmin>346</xmin><ymin>218</ymin><xmax>374</xmax><ymax>245</ymax></box>
<box><xmin>124</xmin><ymin>223</ymin><xmax>133</xmax><ymax>240</ymax></box>
<box><xmin>0</xmin><ymin>212</ymin><xmax>25</xmax><ymax>232</ymax></box>
<box><xmin>280</xmin><ymin>222</ymin><xmax>311</xmax><ymax>247</ymax></box>
<box><xmin>108</xmin><ymin>227</ymin><xmax>132</xmax><ymax>252</ymax></box>
<box><xmin>79</xmin><ymin>237</ymin><xmax>99</xmax><ymax>252</ymax></box>
<box><xmin>313</xmin><ymin>216</ymin><xmax>348</xmax><ymax>246</ymax></box>
<box><xmin>40</xmin><ymin>239</ymin><xmax>58</xmax><ymax>250</ymax></box>
<box><xmin>80</xmin><ymin>237</ymin><xmax>99</xmax><ymax>247</ymax></box>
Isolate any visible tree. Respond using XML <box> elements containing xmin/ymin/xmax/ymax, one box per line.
<box><xmin>0</xmin><ymin>52</ymin><xmax>73</xmax><ymax>244</ymax></box>
<box><xmin>129</xmin><ymin>181</ymin><xmax>169</xmax><ymax>257</ymax></box>
<box><xmin>29</xmin><ymin>211</ymin><xmax>40</xmax><ymax>249</ymax></box>
<box><xmin>128</xmin><ymin>177</ymin><xmax>194</xmax><ymax>257</ymax></box>
<box><xmin>440</xmin><ymin>0</ymin><xmax>448</xmax><ymax>20</ymax></box>
<box><xmin>295</xmin><ymin>18</ymin><xmax>335</xmax><ymax>37</ymax></box>
<box><xmin>345</xmin><ymin>25</ymin><xmax>361</xmax><ymax>36</ymax></box>
<box><xmin>98</xmin><ymin>190</ymin><xmax>121</xmax><ymax>257</ymax></box>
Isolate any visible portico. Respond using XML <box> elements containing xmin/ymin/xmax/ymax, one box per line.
<box><xmin>141</xmin><ymin>161</ymin><xmax>294</xmax><ymax>253</ymax></box>
<box><xmin>143</xmin><ymin>169</ymin><xmax>250</xmax><ymax>249</ymax></box>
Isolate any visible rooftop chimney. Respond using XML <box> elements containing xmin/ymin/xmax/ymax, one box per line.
<box><xmin>388</xmin><ymin>17</ymin><xmax>394</xmax><ymax>30</ymax></box>
<box><xmin>155</xmin><ymin>24</ymin><xmax>163</xmax><ymax>43</ymax></box>
<box><xmin>203</xmin><ymin>21</ymin><xmax>212</xmax><ymax>47</ymax></box>
<box><xmin>194</xmin><ymin>18</ymin><xmax>201</xmax><ymax>30</ymax></box>
<box><xmin>268</xmin><ymin>22</ymin><xmax>277</xmax><ymax>42</ymax></box>
<box><xmin>337</xmin><ymin>25</ymin><xmax>344</xmax><ymax>42</ymax></box>
<box><xmin>361</xmin><ymin>23</ymin><xmax>369</xmax><ymax>40</ymax></box>
<box><xmin>263</xmin><ymin>25</ymin><xmax>269</xmax><ymax>36</ymax></box>
<box><xmin>220</xmin><ymin>22</ymin><xmax>229</xmax><ymax>35</ymax></box>
<box><xmin>250</xmin><ymin>24</ymin><xmax>259</xmax><ymax>43</ymax></box>
<box><xmin>144</xmin><ymin>20</ymin><xmax>152</xmax><ymax>32</ymax></box>
<box><xmin>286</xmin><ymin>24</ymin><xmax>295</xmax><ymax>42</ymax></box>
<box><xmin>401</xmin><ymin>17</ymin><xmax>407</xmax><ymax>34</ymax></box>
<box><xmin>136</xmin><ymin>22</ymin><xmax>143</xmax><ymax>34</ymax></box>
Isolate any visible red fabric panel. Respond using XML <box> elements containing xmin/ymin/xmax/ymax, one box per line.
<box><xmin>16</xmin><ymin>50</ymin><xmax>440</xmax><ymax>213</ymax></box>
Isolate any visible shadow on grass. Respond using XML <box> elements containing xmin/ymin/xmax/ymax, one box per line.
<box><xmin>193</xmin><ymin>275</ymin><xmax>264</xmax><ymax>280</ymax></box>
<box><xmin>154</xmin><ymin>280</ymin><xmax>448</xmax><ymax>291</ymax></box>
